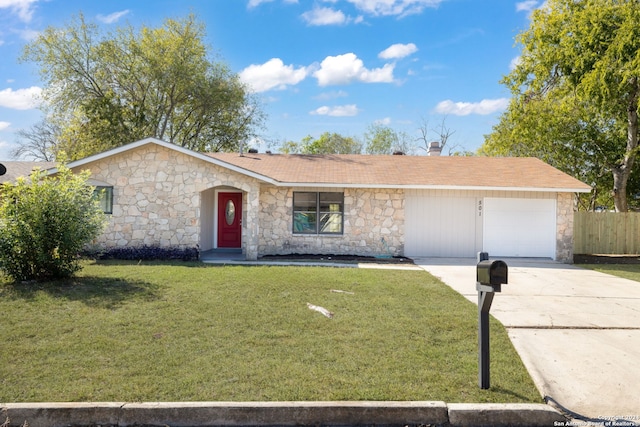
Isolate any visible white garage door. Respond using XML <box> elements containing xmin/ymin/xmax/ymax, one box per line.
<box><xmin>483</xmin><ymin>198</ymin><xmax>556</xmax><ymax>259</ymax></box>
<box><xmin>405</xmin><ymin>194</ymin><xmax>477</xmax><ymax>257</ymax></box>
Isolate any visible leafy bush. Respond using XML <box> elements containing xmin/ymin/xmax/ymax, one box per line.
<box><xmin>0</xmin><ymin>165</ymin><xmax>107</xmax><ymax>281</ymax></box>
<box><xmin>94</xmin><ymin>245</ymin><xmax>199</xmax><ymax>261</ymax></box>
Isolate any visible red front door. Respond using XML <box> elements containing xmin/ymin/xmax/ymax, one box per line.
<box><xmin>217</xmin><ymin>192</ymin><xmax>242</xmax><ymax>248</ymax></box>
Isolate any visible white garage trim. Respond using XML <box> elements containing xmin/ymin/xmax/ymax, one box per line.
<box><xmin>482</xmin><ymin>197</ymin><xmax>556</xmax><ymax>259</ymax></box>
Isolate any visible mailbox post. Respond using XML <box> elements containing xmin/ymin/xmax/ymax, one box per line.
<box><xmin>476</xmin><ymin>252</ymin><xmax>508</xmax><ymax>389</ymax></box>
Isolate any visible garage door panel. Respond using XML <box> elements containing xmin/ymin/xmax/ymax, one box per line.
<box><xmin>405</xmin><ymin>195</ymin><xmax>476</xmax><ymax>257</ymax></box>
<box><xmin>483</xmin><ymin>198</ymin><xmax>556</xmax><ymax>259</ymax></box>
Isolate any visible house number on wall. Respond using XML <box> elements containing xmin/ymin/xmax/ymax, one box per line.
<box><xmin>478</xmin><ymin>200</ymin><xmax>483</xmax><ymax>217</ymax></box>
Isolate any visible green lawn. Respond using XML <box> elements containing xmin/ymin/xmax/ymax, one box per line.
<box><xmin>579</xmin><ymin>263</ymin><xmax>640</xmax><ymax>282</ymax></box>
<box><xmin>0</xmin><ymin>261</ymin><xmax>540</xmax><ymax>403</ymax></box>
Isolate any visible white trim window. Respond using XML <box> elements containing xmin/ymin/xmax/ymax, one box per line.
<box><xmin>293</xmin><ymin>192</ymin><xmax>344</xmax><ymax>235</ymax></box>
<box><xmin>94</xmin><ymin>186</ymin><xmax>113</xmax><ymax>214</ymax></box>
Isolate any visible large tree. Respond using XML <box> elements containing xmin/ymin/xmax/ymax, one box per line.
<box><xmin>481</xmin><ymin>0</ymin><xmax>640</xmax><ymax>211</ymax></box>
<box><xmin>11</xmin><ymin>120</ymin><xmax>61</xmax><ymax>161</ymax></box>
<box><xmin>20</xmin><ymin>13</ymin><xmax>264</xmax><ymax>160</ymax></box>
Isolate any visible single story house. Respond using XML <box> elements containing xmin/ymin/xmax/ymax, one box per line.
<box><xmin>2</xmin><ymin>137</ymin><xmax>591</xmax><ymax>262</ymax></box>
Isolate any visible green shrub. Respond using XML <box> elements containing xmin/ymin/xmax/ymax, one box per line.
<box><xmin>0</xmin><ymin>165</ymin><xmax>107</xmax><ymax>282</ymax></box>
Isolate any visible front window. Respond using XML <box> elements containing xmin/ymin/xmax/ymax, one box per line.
<box><xmin>94</xmin><ymin>186</ymin><xmax>113</xmax><ymax>214</ymax></box>
<box><xmin>293</xmin><ymin>192</ymin><xmax>343</xmax><ymax>234</ymax></box>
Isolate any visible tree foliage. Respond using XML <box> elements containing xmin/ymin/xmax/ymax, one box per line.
<box><xmin>20</xmin><ymin>13</ymin><xmax>264</xmax><ymax>160</ymax></box>
<box><xmin>280</xmin><ymin>132</ymin><xmax>362</xmax><ymax>154</ymax></box>
<box><xmin>364</xmin><ymin>123</ymin><xmax>415</xmax><ymax>155</ymax></box>
<box><xmin>0</xmin><ymin>165</ymin><xmax>107</xmax><ymax>281</ymax></box>
<box><xmin>481</xmin><ymin>0</ymin><xmax>640</xmax><ymax>211</ymax></box>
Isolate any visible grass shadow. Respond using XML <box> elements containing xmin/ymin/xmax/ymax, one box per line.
<box><xmin>488</xmin><ymin>386</ymin><xmax>543</xmax><ymax>403</ymax></box>
<box><xmin>90</xmin><ymin>259</ymin><xmax>210</xmax><ymax>268</ymax></box>
<box><xmin>2</xmin><ymin>275</ymin><xmax>162</xmax><ymax>309</ymax></box>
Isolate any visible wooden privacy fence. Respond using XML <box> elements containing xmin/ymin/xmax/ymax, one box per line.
<box><xmin>574</xmin><ymin>211</ymin><xmax>640</xmax><ymax>254</ymax></box>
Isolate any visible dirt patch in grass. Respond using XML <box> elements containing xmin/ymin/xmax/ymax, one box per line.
<box><xmin>574</xmin><ymin>254</ymin><xmax>640</xmax><ymax>264</ymax></box>
<box><xmin>258</xmin><ymin>253</ymin><xmax>414</xmax><ymax>264</ymax></box>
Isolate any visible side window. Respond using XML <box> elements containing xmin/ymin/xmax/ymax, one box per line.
<box><xmin>293</xmin><ymin>192</ymin><xmax>317</xmax><ymax>234</ymax></box>
<box><xmin>293</xmin><ymin>192</ymin><xmax>343</xmax><ymax>235</ymax></box>
<box><xmin>94</xmin><ymin>186</ymin><xmax>113</xmax><ymax>214</ymax></box>
<box><xmin>319</xmin><ymin>192</ymin><xmax>343</xmax><ymax>234</ymax></box>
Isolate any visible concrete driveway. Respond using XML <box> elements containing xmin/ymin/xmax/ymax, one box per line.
<box><xmin>415</xmin><ymin>257</ymin><xmax>640</xmax><ymax>420</ymax></box>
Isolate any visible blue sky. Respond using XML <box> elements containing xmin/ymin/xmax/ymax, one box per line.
<box><xmin>0</xmin><ymin>0</ymin><xmax>541</xmax><ymax>159</ymax></box>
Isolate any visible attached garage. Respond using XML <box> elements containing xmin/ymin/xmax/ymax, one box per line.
<box><xmin>405</xmin><ymin>191</ymin><xmax>560</xmax><ymax>260</ymax></box>
<box><xmin>405</xmin><ymin>191</ymin><xmax>479</xmax><ymax>257</ymax></box>
<box><xmin>482</xmin><ymin>197</ymin><xmax>557</xmax><ymax>259</ymax></box>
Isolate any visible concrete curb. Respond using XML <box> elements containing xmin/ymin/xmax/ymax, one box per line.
<box><xmin>2</xmin><ymin>401</ymin><xmax>566</xmax><ymax>427</ymax></box>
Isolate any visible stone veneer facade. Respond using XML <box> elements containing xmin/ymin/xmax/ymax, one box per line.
<box><xmin>74</xmin><ymin>144</ymin><xmax>262</xmax><ymax>260</ymax></box>
<box><xmin>555</xmin><ymin>192</ymin><xmax>575</xmax><ymax>263</ymax></box>
<box><xmin>73</xmin><ymin>142</ymin><xmax>577</xmax><ymax>263</ymax></box>
<box><xmin>258</xmin><ymin>187</ymin><xmax>404</xmax><ymax>257</ymax></box>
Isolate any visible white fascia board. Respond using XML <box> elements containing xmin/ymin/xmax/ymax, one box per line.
<box><xmin>274</xmin><ymin>182</ymin><xmax>592</xmax><ymax>193</ymax></box>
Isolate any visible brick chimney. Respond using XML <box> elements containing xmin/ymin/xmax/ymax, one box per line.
<box><xmin>427</xmin><ymin>141</ymin><xmax>441</xmax><ymax>156</ymax></box>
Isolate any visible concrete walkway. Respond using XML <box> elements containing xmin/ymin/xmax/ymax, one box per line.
<box><xmin>415</xmin><ymin>257</ymin><xmax>640</xmax><ymax>421</ymax></box>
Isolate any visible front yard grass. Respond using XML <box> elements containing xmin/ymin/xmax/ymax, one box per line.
<box><xmin>579</xmin><ymin>263</ymin><xmax>640</xmax><ymax>282</ymax></box>
<box><xmin>0</xmin><ymin>262</ymin><xmax>540</xmax><ymax>403</ymax></box>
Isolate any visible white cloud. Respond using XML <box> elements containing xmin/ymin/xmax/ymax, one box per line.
<box><xmin>310</xmin><ymin>104</ymin><xmax>360</xmax><ymax>117</ymax></box>
<box><xmin>314</xmin><ymin>90</ymin><xmax>349</xmax><ymax>101</ymax></box>
<box><xmin>347</xmin><ymin>0</ymin><xmax>443</xmax><ymax>17</ymax></box>
<box><xmin>247</xmin><ymin>0</ymin><xmax>273</xmax><ymax>8</ymax></box>
<box><xmin>516</xmin><ymin>0</ymin><xmax>539</xmax><ymax>12</ymax></box>
<box><xmin>313</xmin><ymin>53</ymin><xmax>395</xmax><ymax>86</ymax></box>
<box><xmin>509</xmin><ymin>56</ymin><xmax>521</xmax><ymax>71</ymax></box>
<box><xmin>239</xmin><ymin>58</ymin><xmax>309</xmax><ymax>92</ymax></box>
<box><xmin>302</xmin><ymin>7</ymin><xmax>348</xmax><ymax>25</ymax></box>
<box><xmin>374</xmin><ymin>117</ymin><xmax>392</xmax><ymax>125</ymax></box>
<box><xmin>0</xmin><ymin>86</ymin><xmax>42</xmax><ymax>110</ymax></box>
<box><xmin>96</xmin><ymin>10</ymin><xmax>130</xmax><ymax>24</ymax></box>
<box><xmin>0</xmin><ymin>121</ymin><xmax>10</xmax><ymax>131</ymax></box>
<box><xmin>435</xmin><ymin>98</ymin><xmax>509</xmax><ymax>116</ymax></box>
<box><xmin>248</xmin><ymin>0</ymin><xmax>297</xmax><ymax>8</ymax></box>
<box><xmin>379</xmin><ymin>43</ymin><xmax>418</xmax><ymax>60</ymax></box>
<box><xmin>0</xmin><ymin>0</ymin><xmax>39</xmax><ymax>23</ymax></box>
<box><xmin>17</xmin><ymin>28</ymin><xmax>39</xmax><ymax>41</ymax></box>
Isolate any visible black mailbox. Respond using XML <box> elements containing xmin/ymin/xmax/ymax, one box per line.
<box><xmin>475</xmin><ymin>254</ymin><xmax>508</xmax><ymax>389</ymax></box>
<box><xmin>476</xmin><ymin>260</ymin><xmax>508</xmax><ymax>287</ymax></box>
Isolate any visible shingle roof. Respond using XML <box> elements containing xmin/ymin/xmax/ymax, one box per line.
<box><xmin>0</xmin><ymin>161</ymin><xmax>57</xmax><ymax>183</ymax></box>
<box><xmin>6</xmin><ymin>138</ymin><xmax>590</xmax><ymax>193</ymax></box>
<box><xmin>206</xmin><ymin>153</ymin><xmax>591</xmax><ymax>192</ymax></box>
